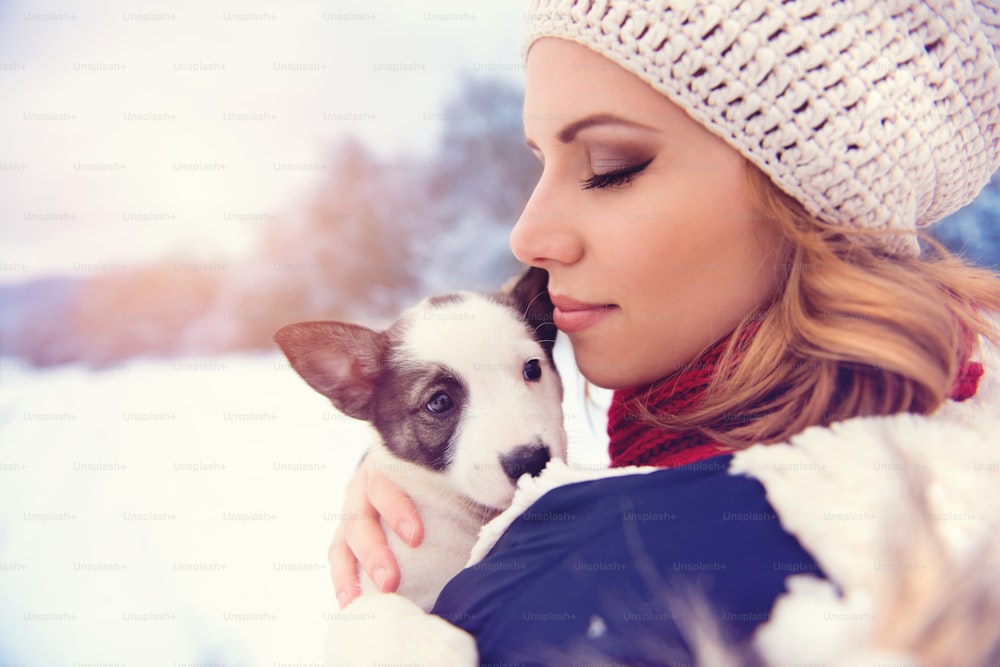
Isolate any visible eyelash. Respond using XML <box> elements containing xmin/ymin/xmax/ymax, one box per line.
<box><xmin>580</xmin><ymin>159</ymin><xmax>653</xmax><ymax>191</ymax></box>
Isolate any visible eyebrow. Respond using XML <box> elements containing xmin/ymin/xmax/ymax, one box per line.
<box><xmin>524</xmin><ymin>113</ymin><xmax>658</xmax><ymax>150</ymax></box>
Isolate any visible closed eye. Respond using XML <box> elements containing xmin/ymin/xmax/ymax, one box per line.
<box><xmin>581</xmin><ymin>159</ymin><xmax>653</xmax><ymax>190</ymax></box>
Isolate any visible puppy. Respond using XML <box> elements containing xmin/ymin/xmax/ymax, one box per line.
<box><xmin>274</xmin><ymin>267</ymin><xmax>567</xmax><ymax>611</ymax></box>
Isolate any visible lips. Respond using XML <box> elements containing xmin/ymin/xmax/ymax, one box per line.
<box><xmin>549</xmin><ymin>293</ymin><xmax>618</xmax><ymax>334</ymax></box>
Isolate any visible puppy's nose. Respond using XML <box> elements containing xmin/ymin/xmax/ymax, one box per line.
<box><xmin>500</xmin><ymin>445</ymin><xmax>551</xmax><ymax>483</ymax></box>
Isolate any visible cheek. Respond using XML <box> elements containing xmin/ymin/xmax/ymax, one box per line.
<box><xmin>628</xmin><ymin>223</ymin><xmax>776</xmax><ymax>326</ymax></box>
<box><xmin>581</xmin><ymin>196</ymin><xmax>780</xmax><ymax>386</ymax></box>
<box><xmin>571</xmin><ymin>346</ymin><xmax>638</xmax><ymax>390</ymax></box>
<box><xmin>626</xmin><ymin>163</ymin><xmax>775</xmax><ymax>309</ymax></box>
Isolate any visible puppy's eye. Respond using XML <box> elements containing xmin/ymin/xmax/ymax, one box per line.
<box><xmin>426</xmin><ymin>391</ymin><xmax>454</xmax><ymax>414</ymax></box>
<box><xmin>523</xmin><ymin>359</ymin><xmax>542</xmax><ymax>382</ymax></box>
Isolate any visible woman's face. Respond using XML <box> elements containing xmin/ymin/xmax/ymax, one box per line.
<box><xmin>512</xmin><ymin>38</ymin><xmax>785</xmax><ymax>389</ymax></box>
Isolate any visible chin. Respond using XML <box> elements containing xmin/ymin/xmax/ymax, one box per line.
<box><xmin>573</xmin><ymin>343</ymin><xmax>681</xmax><ymax>390</ymax></box>
<box><xmin>573</xmin><ymin>350</ymin><xmax>637</xmax><ymax>391</ymax></box>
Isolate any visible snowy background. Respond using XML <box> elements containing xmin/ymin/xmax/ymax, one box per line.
<box><xmin>1</xmin><ymin>0</ymin><xmax>998</xmax><ymax>664</ymax></box>
<box><xmin>0</xmin><ymin>342</ymin><xmax>611</xmax><ymax>666</ymax></box>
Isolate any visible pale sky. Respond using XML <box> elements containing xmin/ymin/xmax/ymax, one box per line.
<box><xmin>0</xmin><ymin>0</ymin><xmax>530</xmax><ymax>282</ymax></box>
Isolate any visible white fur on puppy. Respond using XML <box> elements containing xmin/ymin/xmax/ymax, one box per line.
<box><xmin>275</xmin><ymin>268</ymin><xmax>566</xmax><ymax>666</ymax></box>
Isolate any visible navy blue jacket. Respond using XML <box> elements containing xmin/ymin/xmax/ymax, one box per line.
<box><xmin>431</xmin><ymin>455</ymin><xmax>825</xmax><ymax>666</ymax></box>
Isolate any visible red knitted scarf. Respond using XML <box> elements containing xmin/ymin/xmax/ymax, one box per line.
<box><xmin>607</xmin><ymin>333</ymin><xmax>986</xmax><ymax>469</ymax></box>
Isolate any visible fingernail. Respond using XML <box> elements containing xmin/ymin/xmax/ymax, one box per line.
<box><xmin>399</xmin><ymin>518</ymin><xmax>416</xmax><ymax>545</ymax></box>
<box><xmin>373</xmin><ymin>566</ymin><xmax>389</xmax><ymax>591</ymax></box>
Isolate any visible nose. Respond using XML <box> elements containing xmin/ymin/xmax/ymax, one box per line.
<box><xmin>509</xmin><ymin>179</ymin><xmax>584</xmax><ymax>267</ymax></box>
<box><xmin>500</xmin><ymin>444</ymin><xmax>552</xmax><ymax>483</ymax></box>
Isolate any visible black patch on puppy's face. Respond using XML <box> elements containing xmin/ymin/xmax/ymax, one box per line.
<box><xmin>369</xmin><ymin>357</ymin><xmax>468</xmax><ymax>472</ymax></box>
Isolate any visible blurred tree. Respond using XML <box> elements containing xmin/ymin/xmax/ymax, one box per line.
<box><xmin>427</xmin><ymin>74</ymin><xmax>541</xmax><ymax>224</ymax></box>
<box><xmin>257</xmin><ymin>135</ymin><xmax>421</xmax><ymax>324</ymax></box>
<box><xmin>72</xmin><ymin>261</ymin><xmax>222</xmax><ymax>366</ymax></box>
<box><xmin>417</xmin><ymin>74</ymin><xmax>540</xmax><ymax>293</ymax></box>
<box><xmin>929</xmin><ymin>172</ymin><xmax>1000</xmax><ymax>269</ymax></box>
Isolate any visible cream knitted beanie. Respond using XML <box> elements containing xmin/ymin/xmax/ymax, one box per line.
<box><xmin>523</xmin><ymin>0</ymin><xmax>1000</xmax><ymax>256</ymax></box>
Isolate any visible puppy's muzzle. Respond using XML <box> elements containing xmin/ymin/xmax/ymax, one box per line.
<box><xmin>500</xmin><ymin>444</ymin><xmax>551</xmax><ymax>483</ymax></box>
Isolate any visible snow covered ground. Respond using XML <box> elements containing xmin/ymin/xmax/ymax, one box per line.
<box><xmin>0</xmin><ymin>340</ymin><xmax>609</xmax><ymax>666</ymax></box>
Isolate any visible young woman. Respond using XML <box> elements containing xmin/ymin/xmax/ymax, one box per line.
<box><xmin>331</xmin><ymin>1</ymin><xmax>1000</xmax><ymax>663</ymax></box>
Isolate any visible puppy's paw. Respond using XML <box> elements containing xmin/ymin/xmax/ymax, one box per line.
<box><xmin>325</xmin><ymin>593</ymin><xmax>477</xmax><ymax>667</ymax></box>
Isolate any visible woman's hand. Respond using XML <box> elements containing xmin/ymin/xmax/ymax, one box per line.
<box><xmin>330</xmin><ymin>454</ymin><xmax>424</xmax><ymax>608</ymax></box>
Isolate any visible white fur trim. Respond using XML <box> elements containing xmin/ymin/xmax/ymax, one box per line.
<box><xmin>731</xmin><ymin>344</ymin><xmax>1000</xmax><ymax>663</ymax></box>
<box><xmin>730</xmin><ymin>410</ymin><xmax>1000</xmax><ymax>588</ymax></box>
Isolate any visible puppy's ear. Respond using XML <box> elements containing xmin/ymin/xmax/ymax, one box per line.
<box><xmin>274</xmin><ymin>321</ymin><xmax>385</xmax><ymax>422</ymax></box>
<box><xmin>502</xmin><ymin>266</ymin><xmax>557</xmax><ymax>356</ymax></box>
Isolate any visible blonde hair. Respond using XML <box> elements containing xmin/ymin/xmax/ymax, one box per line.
<box><xmin>642</xmin><ymin>161</ymin><xmax>1000</xmax><ymax>448</ymax></box>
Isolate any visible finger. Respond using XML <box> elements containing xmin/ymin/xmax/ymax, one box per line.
<box><xmin>367</xmin><ymin>466</ymin><xmax>424</xmax><ymax>547</ymax></box>
<box><xmin>343</xmin><ymin>513</ymin><xmax>401</xmax><ymax>593</ymax></box>
<box><xmin>329</xmin><ymin>468</ymin><xmax>375</xmax><ymax>606</ymax></box>
<box><xmin>329</xmin><ymin>536</ymin><xmax>362</xmax><ymax>609</ymax></box>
